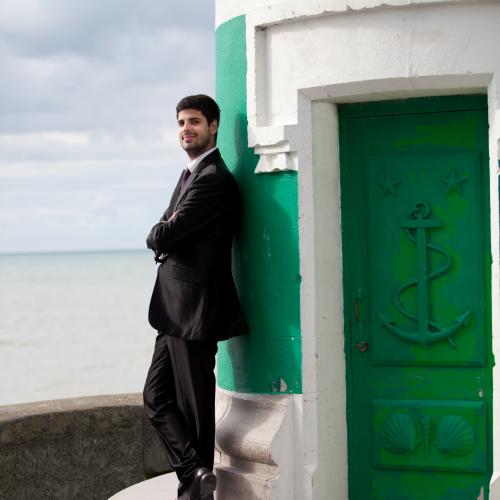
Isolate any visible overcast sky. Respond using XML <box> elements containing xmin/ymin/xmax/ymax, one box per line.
<box><xmin>0</xmin><ymin>0</ymin><xmax>215</xmax><ymax>253</ymax></box>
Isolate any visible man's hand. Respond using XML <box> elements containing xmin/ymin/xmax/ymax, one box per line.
<box><xmin>151</xmin><ymin>211</ymin><xmax>177</xmax><ymax>263</ymax></box>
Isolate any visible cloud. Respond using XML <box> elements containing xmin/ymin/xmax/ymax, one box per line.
<box><xmin>0</xmin><ymin>131</ymin><xmax>90</xmax><ymax>146</ymax></box>
<box><xmin>0</xmin><ymin>129</ymin><xmax>180</xmax><ymax>166</ymax></box>
<box><xmin>0</xmin><ymin>0</ymin><xmax>215</xmax><ymax>134</ymax></box>
<box><xmin>0</xmin><ymin>0</ymin><xmax>215</xmax><ymax>253</ymax></box>
<box><xmin>0</xmin><ymin>1</ymin><xmax>213</xmax><ymax>57</ymax></box>
<box><xmin>0</xmin><ymin>162</ymin><xmax>179</xmax><ymax>253</ymax></box>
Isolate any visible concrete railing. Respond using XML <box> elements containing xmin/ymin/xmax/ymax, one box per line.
<box><xmin>0</xmin><ymin>393</ymin><xmax>170</xmax><ymax>500</ymax></box>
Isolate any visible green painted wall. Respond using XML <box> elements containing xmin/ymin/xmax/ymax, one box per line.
<box><xmin>215</xmin><ymin>15</ymin><xmax>302</xmax><ymax>394</ymax></box>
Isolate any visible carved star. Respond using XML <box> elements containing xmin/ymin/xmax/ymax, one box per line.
<box><xmin>442</xmin><ymin>169</ymin><xmax>469</xmax><ymax>195</ymax></box>
<box><xmin>377</xmin><ymin>172</ymin><xmax>401</xmax><ymax>198</ymax></box>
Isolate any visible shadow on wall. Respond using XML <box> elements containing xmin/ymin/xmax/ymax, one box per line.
<box><xmin>218</xmin><ymin>112</ymin><xmax>302</xmax><ymax>395</ymax></box>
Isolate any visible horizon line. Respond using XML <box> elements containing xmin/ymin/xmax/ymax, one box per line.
<box><xmin>0</xmin><ymin>247</ymin><xmax>147</xmax><ymax>257</ymax></box>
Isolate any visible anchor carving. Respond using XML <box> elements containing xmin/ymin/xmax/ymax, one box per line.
<box><xmin>379</xmin><ymin>201</ymin><xmax>471</xmax><ymax>347</ymax></box>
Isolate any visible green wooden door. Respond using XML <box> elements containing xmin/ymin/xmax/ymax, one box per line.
<box><xmin>339</xmin><ymin>96</ymin><xmax>492</xmax><ymax>499</ymax></box>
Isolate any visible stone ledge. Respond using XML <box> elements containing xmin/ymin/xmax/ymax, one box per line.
<box><xmin>0</xmin><ymin>393</ymin><xmax>170</xmax><ymax>500</ymax></box>
<box><xmin>0</xmin><ymin>393</ymin><xmax>143</xmax><ymax>445</ymax></box>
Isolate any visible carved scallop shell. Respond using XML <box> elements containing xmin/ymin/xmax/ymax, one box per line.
<box><xmin>436</xmin><ymin>415</ymin><xmax>475</xmax><ymax>457</ymax></box>
<box><xmin>379</xmin><ymin>413</ymin><xmax>419</xmax><ymax>455</ymax></box>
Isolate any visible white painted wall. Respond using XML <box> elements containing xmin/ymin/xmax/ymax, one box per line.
<box><xmin>216</xmin><ymin>0</ymin><xmax>500</xmax><ymax>498</ymax></box>
<box><xmin>216</xmin><ymin>0</ymin><xmax>485</xmax><ymax>28</ymax></box>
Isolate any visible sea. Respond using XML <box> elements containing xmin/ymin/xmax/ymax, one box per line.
<box><xmin>0</xmin><ymin>249</ymin><xmax>159</xmax><ymax>406</ymax></box>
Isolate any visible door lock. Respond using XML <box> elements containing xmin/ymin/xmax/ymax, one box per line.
<box><xmin>355</xmin><ymin>340</ymin><xmax>369</xmax><ymax>353</ymax></box>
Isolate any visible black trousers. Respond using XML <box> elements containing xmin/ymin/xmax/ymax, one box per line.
<box><xmin>143</xmin><ymin>332</ymin><xmax>218</xmax><ymax>496</ymax></box>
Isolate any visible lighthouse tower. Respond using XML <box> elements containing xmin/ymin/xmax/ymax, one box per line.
<box><xmin>214</xmin><ymin>1</ymin><xmax>500</xmax><ymax>499</ymax></box>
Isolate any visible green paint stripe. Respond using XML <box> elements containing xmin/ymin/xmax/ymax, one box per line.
<box><xmin>215</xmin><ymin>15</ymin><xmax>302</xmax><ymax>394</ymax></box>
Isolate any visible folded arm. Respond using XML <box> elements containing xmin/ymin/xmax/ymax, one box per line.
<box><xmin>146</xmin><ymin>173</ymin><xmax>229</xmax><ymax>255</ymax></box>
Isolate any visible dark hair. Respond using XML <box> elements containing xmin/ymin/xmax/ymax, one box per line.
<box><xmin>176</xmin><ymin>94</ymin><xmax>220</xmax><ymax>126</ymax></box>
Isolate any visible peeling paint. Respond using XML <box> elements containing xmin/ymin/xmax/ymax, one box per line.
<box><xmin>280</xmin><ymin>378</ymin><xmax>287</xmax><ymax>392</ymax></box>
<box><xmin>270</xmin><ymin>377</ymin><xmax>288</xmax><ymax>392</ymax></box>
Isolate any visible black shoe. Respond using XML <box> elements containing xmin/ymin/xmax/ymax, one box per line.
<box><xmin>179</xmin><ymin>467</ymin><xmax>216</xmax><ymax>500</ymax></box>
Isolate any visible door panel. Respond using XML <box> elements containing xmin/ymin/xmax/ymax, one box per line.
<box><xmin>373</xmin><ymin>399</ymin><xmax>487</xmax><ymax>473</ymax></box>
<box><xmin>340</xmin><ymin>96</ymin><xmax>492</xmax><ymax>500</ymax></box>
<box><xmin>368</xmin><ymin>151</ymin><xmax>485</xmax><ymax>367</ymax></box>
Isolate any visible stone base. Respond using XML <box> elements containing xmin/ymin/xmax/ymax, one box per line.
<box><xmin>216</xmin><ymin>463</ymin><xmax>276</xmax><ymax>500</ymax></box>
<box><xmin>215</xmin><ymin>389</ymin><xmax>295</xmax><ymax>500</ymax></box>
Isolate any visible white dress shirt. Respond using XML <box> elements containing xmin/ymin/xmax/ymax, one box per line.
<box><xmin>186</xmin><ymin>147</ymin><xmax>217</xmax><ymax>173</ymax></box>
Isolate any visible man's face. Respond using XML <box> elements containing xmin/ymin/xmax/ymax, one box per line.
<box><xmin>177</xmin><ymin>108</ymin><xmax>217</xmax><ymax>159</ymax></box>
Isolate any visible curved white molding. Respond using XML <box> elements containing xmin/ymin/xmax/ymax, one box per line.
<box><xmin>216</xmin><ymin>0</ymin><xmax>476</xmax><ymax>28</ymax></box>
<box><xmin>215</xmin><ymin>388</ymin><xmax>296</xmax><ymax>499</ymax></box>
<box><xmin>250</xmin><ymin>125</ymin><xmax>300</xmax><ymax>173</ymax></box>
<box><xmin>215</xmin><ymin>388</ymin><xmax>293</xmax><ymax>466</ymax></box>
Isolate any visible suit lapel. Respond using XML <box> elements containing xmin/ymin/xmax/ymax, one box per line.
<box><xmin>163</xmin><ymin>172</ymin><xmax>183</xmax><ymax>220</ymax></box>
<box><xmin>174</xmin><ymin>149</ymin><xmax>221</xmax><ymax>211</ymax></box>
<box><xmin>174</xmin><ymin>169</ymin><xmax>197</xmax><ymax>210</ymax></box>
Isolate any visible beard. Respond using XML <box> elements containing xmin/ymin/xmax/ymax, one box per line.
<box><xmin>181</xmin><ymin>133</ymin><xmax>212</xmax><ymax>156</ymax></box>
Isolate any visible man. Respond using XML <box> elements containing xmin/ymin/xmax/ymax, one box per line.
<box><xmin>143</xmin><ymin>94</ymin><xmax>247</xmax><ymax>500</ymax></box>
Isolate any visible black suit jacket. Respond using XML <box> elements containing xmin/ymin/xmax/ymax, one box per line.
<box><xmin>146</xmin><ymin>149</ymin><xmax>248</xmax><ymax>341</ymax></box>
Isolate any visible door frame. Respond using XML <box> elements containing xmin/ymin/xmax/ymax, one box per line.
<box><xmin>301</xmin><ymin>85</ymin><xmax>500</xmax><ymax>498</ymax></box>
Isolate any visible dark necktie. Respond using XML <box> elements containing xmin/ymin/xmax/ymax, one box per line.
<box><xmin>182</xmin><ymin>168</ymin><xmax>191</xmax><ymax>186</ymax></box>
